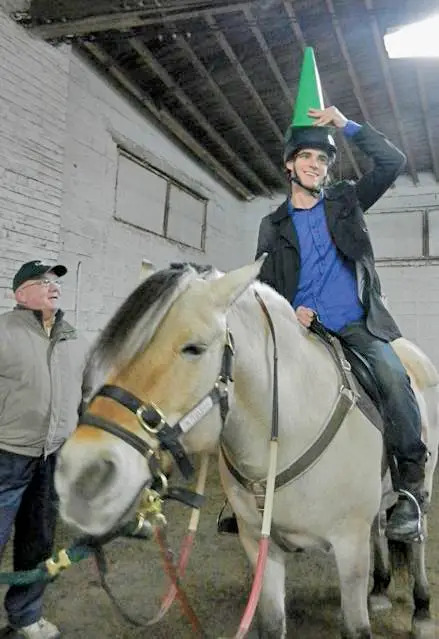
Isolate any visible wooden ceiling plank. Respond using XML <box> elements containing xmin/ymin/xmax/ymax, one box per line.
<box><xmin>242</xmin><ymin>5</ymin><xmax>293</xmax><ymax>105</ymax></box>
<box><xmin>29</xmin><ymin>2</ymin><xmax>257</xmax><ymax>40</ymax></box>
<box><xmin>363</xmin><ymin>0</ymin><xmax>418</xmax><ymax>184</ymax></box>
<box><xmin>324</xmin><ymin>0</ymin><xmax>371</xmax><ymax>122</ymax></box>
<box><xmin>174</xmin><ymin>33</ymin><xmax>285</xmax><ymax>185</ymax></box>
<box><xmin>204</xmin><ymin>12</ymin><xmax>285</xmax><ymax>144</ymax></box>
<box><xmin>80</xmin><ymin>41</ymin><xmax>254</xmax><ymax>200</ymax></box>
<box><xmin>129</xmin><ymin>37</ymin><xmax>272</xmax><ymax>195</ymax></box>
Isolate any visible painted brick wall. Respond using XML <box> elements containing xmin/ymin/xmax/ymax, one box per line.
<box><xmin>59</xmin><ymin>49</ymin><xmax>250</xmax><ymax>338</ymax></box>
<box><xmin>0</xmin><ymin>6</ymin><xmax>69</xmax><ymax>310</ymax></box>
<box><xmin>369</xmin><ymin>174</ymin><xmax>439</xmax><ymax>366</ymax></box>
<box><xmin>0</xmin><ymin>12</ymin><xmax>252</xmax><ymax>338</ymax></box>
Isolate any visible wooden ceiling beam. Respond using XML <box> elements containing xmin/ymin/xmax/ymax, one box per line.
<box><xmin>204</xmin><ymin>12</ymin><xmax>284</xmax><ymax>144</ymax></box>
<box><xmin>363</xmin><ymin>0</ymin><xmax>418</xmax><ymax>184</ymax></box>
<box><xmin>416</xmin><ymin>65</ymin><xmax>439</xmax><ymax>182</ymax></box>
<box><xmin>281</xmin><ymin>0</ymin><xmax>362</xmax><ymax>179</ymax></box>
<box><xmin>324</xmin><ymin>0</ymin><xmax>371</xmax><ymax>122</ymax></box>
<box><xmin>242</xmin><ymin>5</ymin><xmax>293</xmax><ymax>105</ymax></box>
<box><xmin>129</xmin><ymin>37</ymin><xmax>272</xmax><ymax>195</ymax></box>
<box><xmin>29</xmin><ymin>2</ymin><xmax>256</xmax><ymax>40</ymax></box>
<box><xmin>80</xmin><ymin>41</ymin><xmax>254</xmax><ymax>200</ymax></box>
<box><xmin>173</xmin><ymin>33</ymin><xmax>285</xmax><ymax>186</ymax></box>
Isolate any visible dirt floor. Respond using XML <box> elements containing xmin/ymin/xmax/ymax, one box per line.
<box><xmin>1</xmin><ymin>466</ymin><xmax>439</xmax><ymax>638</ymax></box>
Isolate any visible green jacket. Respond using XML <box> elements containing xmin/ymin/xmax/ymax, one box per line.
<box><xmin>0</xmin><ymin>307</ymin><xmax>89</xmax><ymax>457</ymax></box>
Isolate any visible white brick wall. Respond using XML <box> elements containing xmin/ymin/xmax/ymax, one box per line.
<box><xmin>59</xmin><ymin>49</ymin><xmax>252</xmax><ymax>338</ymax></box>
<box><xmin>369</xmin><ymin>173</ymin><xmax>439</xmax><ymax>212</ymax></box>
<box><xmin>369</xmin><ymin>173</ymin><xmax>439</xmax><ymax>365</ymax></box>
<box><xmin>0</xmin><ymin>7</ymin><xmax>69</xmax><ymax>309</ymax></box>
<box><xmin>0</xmin><ymin>12</ymin><xmax>255</xmax><ymax>337</ymax></box>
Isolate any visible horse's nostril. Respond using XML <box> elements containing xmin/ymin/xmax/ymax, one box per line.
<box><xmin>74</xmin><ymin>459</ymin><xmax>116</xmax><ymax>501</ymax></box>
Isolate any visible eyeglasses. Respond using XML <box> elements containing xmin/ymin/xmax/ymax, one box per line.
<box><xmin>20</xmin><ymin>279</ymin><xmax>62</xmax><ymax>290</ymax></box>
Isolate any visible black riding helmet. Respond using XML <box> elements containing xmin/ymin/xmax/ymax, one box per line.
<box><xmin>284</xmin><ymin>125</ymin><xmax>337</xmax><ymax>165</ymax></box>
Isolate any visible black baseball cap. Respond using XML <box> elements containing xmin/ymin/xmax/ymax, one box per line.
<box><xmin>12</xmin><ymin>260</ymin><xmax>67</xmax><ymax>292</ymax></box>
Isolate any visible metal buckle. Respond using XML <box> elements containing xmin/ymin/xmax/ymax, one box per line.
<box><xmin>136</xmin><ymin>402</ymin><xmax>166</xmax><ymax>434</ymax></box>
<box><xmin>136</xmin><ymin>488</ymin><xmax>167</xmax><ymax>528</ymax></box>
<box><xmin>215</xmin><ymin>378</ymin><xmax>229</xmax><ymax>394</ymax></box>
<box><xmin>226</xmin><ymin>328</ymin><xmax>235</xmax><ymax>354</ymax></box>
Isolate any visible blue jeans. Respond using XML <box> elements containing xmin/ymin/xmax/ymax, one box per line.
<box><xmin>339</xmin><ymin>320</ymin><xmax>427</xmax><ymax>464</ymax></box>
<box><xmin>0</xmin><ymin>450</ymin><xmax>58</xmax><ymax>628</ymax></box>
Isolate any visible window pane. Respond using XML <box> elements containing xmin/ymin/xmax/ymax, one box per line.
<box><xmin>166</xmin><ymin>184</ymin><xmax>206</xmax><ymax>249</ymax></box>
<box><xmin>427</xmin><ymin>209</ymin><xmax>439</xmax><ymax>256</ymax></box>
<box><xmin>366</xmin><ymin>211</ymin><xmax>423</xmax><ymax>259</ymax></box>
<box><xmin>115</xmin><ymin>153</ymin><xmax>167</xmax><ymax>235</ymax></box>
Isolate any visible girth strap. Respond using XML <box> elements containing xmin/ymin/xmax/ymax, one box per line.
<box><xmin>222</xmin><ymin>387</ymin><xmax>355</xmax><ymax>495</ymax></box>
<box><xmin>221</xmin><ymin>317</ymin><xmax>359</xmax><ymax>498</ymax></box>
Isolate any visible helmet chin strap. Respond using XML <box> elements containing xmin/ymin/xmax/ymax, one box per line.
<box><xmin>289</xmin><ymin>173</ymin><xmax>322</xmax><ymax>198</ymax></box>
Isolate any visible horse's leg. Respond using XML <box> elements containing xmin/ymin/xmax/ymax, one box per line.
<box><xmin>369</xmin><ymin>514</ymin><xmax>392</xmax><ymax>613</ymax></box>
<box><xmin>330</xmin><ymin>525</ymin><xmax>372</xmax><ymax>639</ymax></box>
<box><xmin>238</xmin><ymin>521</ymin><xmax>286</xmax><ymax>639</ymax></box>
<box><xmin>409</xmin><ymin>526</ymin><xmax>435</xmax><ymax>639</ymax></box>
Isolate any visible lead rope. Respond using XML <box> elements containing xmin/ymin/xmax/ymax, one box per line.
<box><xmin>147</xmin><ymin>453</ymin><xmax>209</xmax><ymax>627</ymax></box>
<box><xmin>91</xmin><ymin>456</ymin><xmax>209</xmax><ymax>632</ymax></box>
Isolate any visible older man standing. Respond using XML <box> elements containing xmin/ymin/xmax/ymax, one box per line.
<box><xmin>0</xmin><ymin>260</ymin><xmax>89</xmax><ymax>639</ymax></box>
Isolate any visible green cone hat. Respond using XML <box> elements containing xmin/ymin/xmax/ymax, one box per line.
<box><xmin>291</xmin><ymin>47</ymin><xmax>325</xmax><ymax>127</ymax></box>
<box><xmin>284</xmin><ymin>47</ymin><xmax>336</xmax><ymax>162</ymax></box>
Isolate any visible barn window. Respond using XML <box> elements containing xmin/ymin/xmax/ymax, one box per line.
<box><xmin>366</xmin><ymin>208</ymin><xmax>439</xmax><ymax>261</ymax></box>
<box><xmin>114</xmin><ymin>148</ymin><xmax>207</xmax><ymax>250</ymax></box>
<box><xmin>366</xmin><ymin>211</ymin><xmax>424</xmax><ymax>259</ymax></box>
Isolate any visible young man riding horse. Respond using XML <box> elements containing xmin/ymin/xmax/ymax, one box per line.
<box><xmin>254</xmin><ymin>49</ymin><xmax>426</xmax><ymax>544</ymax></box>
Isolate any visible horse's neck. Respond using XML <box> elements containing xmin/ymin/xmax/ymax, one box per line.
<box><xmin>224</xmin><ymin>285</ymin><xmax>341</xmax><ymax>478</ymax></box>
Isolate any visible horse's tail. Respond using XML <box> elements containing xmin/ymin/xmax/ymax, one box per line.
<box><xmin>391</xmin><ymin>337</ymin><xmax>439</xmax><ymax>390</ymax></box>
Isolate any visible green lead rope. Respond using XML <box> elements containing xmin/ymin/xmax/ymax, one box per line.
<box><xmin>0</xmin><ymin>520</ymin><xmax>144</xmax><ymax>586</ymax></box>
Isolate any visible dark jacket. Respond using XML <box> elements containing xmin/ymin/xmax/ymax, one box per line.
<box><xmin>255</xmin><ymin>123</ymin><xmax>405</xmax><ymax>342</ymax></box>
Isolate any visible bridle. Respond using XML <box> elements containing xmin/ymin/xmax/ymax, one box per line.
<box><xmin>79</xmin><ymin>328</ymin><xmax>235</xmax><ymax>493</ymax></box>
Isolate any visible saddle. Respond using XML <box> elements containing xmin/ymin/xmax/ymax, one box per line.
<box><xmin>309</xmin><ymin>318</ymin><xmax>384</xmax><ymax>432</ymax></box>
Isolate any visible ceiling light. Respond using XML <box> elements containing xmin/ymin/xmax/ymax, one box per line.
<box><xmin>384</xmin><ymin>13</ymin><xmax>439</xmax><ymax>58</ymax></box>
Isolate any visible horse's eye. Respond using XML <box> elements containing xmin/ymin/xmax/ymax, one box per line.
<box><xmin>181</xmin><ymin>343</ymin><xmax>206</xmax><ymax>357</ymax></box>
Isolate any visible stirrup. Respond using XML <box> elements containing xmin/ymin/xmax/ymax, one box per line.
<box><xmin>217</xmin><ymin>499</ymin><xmax>239</xmax><ymax>534</ymax></box>
<box><xmin>400</xmin><ymin>489</ymin><xmax>424</xmax><ymax>541</ymax></box>
<box><xmin>386</xmin><ymin>489</ymin><xmax>424</xmax><ymax>543</ymax></box>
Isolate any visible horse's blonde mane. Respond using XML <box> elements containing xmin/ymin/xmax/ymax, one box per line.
<box><xmin>86</xmin><ymin>266</ymin><xmax>202</xmax><ymax>381</ymax></box>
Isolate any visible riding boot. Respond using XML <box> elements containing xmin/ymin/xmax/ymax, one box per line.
<box><xmin>386</xmin><ymin>458</ymin><xmax>427</xmax><ymax>543</ymax></box>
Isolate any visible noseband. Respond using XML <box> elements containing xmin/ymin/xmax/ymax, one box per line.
<box><xmin>79</xmin><ymin>329</ymin><xmax>235</xmax><ymax>487</ymax></box>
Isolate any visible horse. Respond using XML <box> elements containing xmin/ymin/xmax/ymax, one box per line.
<box><xmin>55</xmin><ymin>259</ymin><xmax>438</xmax><ymax>638</ymax></box>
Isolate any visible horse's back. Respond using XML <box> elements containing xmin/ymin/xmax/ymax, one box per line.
<box><xmin>391</xmin><ymin>337</ymin><xmax>439</xmax><ymax>390</ymax></box>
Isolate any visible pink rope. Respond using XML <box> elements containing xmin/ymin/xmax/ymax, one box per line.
<box><xmin>148</xmin><ymin>532</ymin><xmax>195</xmax><ymax>624</ymax></box>
<box><xmin>234</xmin><ymin>536</ymin><xmax>270</xmax><ymax>639</ymax></box>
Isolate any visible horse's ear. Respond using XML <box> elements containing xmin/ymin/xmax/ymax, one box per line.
<box><xmin>208</xmin><ymin>254</ymin><xmax>266</xmax><ymax>309</ymax></box>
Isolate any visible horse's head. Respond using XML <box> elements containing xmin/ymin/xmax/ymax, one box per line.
<box><xmin>55</xmin><ymin>258</ymin><xmax>264</xmax><ymax>537</ymax></box>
